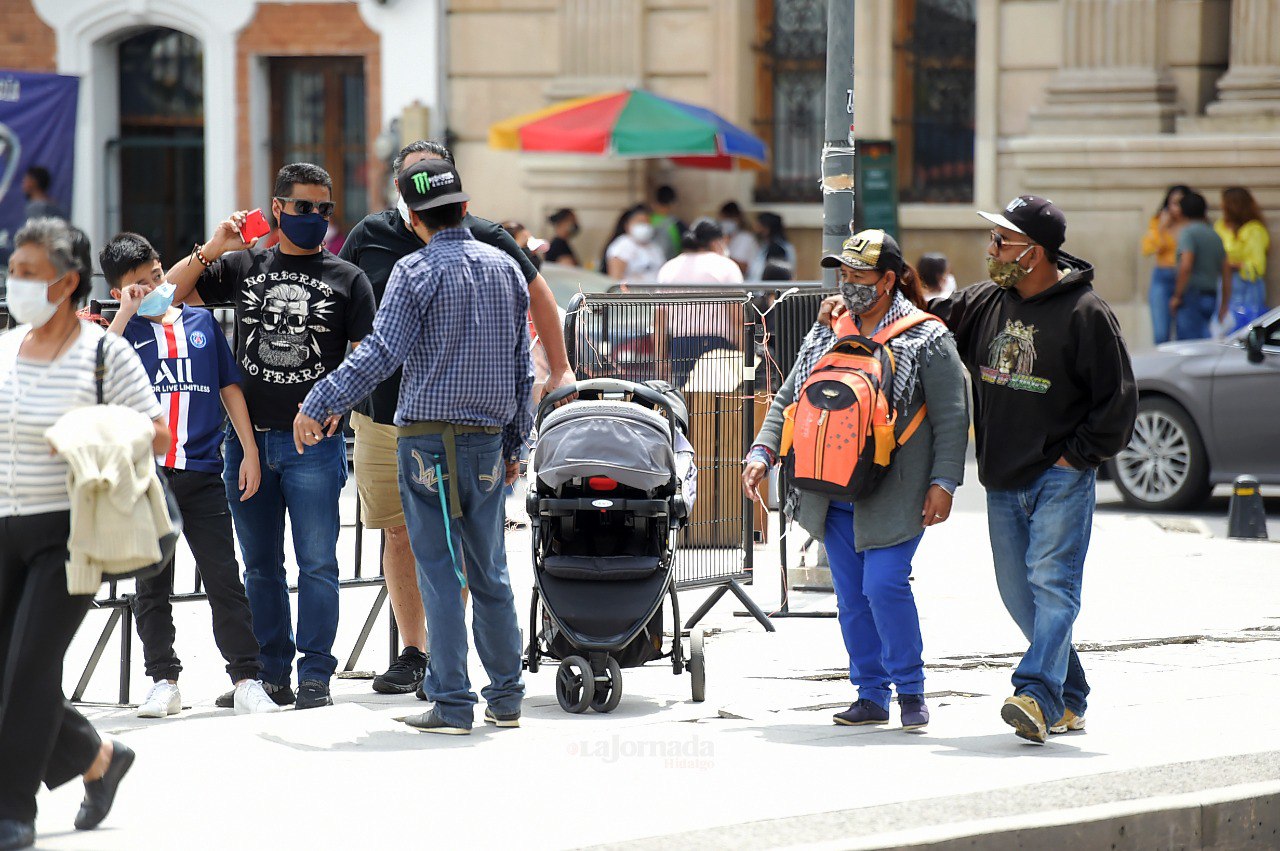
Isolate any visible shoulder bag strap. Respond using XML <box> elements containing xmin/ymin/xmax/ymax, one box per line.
<box><xmin>95</xmin><ymin>335</ymin><xmax>108</xmax><ymax>404</ymax></box>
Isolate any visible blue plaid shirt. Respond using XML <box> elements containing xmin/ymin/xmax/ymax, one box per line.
<box><xmin>302</xmin><ymin>227</ymin><xmax>533</xmax><ymax>460</ymax></box>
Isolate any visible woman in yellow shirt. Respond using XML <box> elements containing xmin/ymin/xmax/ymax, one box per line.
<box><xmin>1142</xmin><ymin>185</ymin><xmax>1190</xmax><ymax>344</ymax></box>
<box><xmin>1215</xmin><ymin>187</ymin><xmax>1270</xmax><ymax>330</ymax></box>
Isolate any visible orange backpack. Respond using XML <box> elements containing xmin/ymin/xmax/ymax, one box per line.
<box><xmin>780</xmin><ymin>312</ymin><xmax>939</xmax><ymax>500</ymax></box>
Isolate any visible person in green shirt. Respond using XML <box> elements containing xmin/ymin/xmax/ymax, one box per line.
<box><xmin>1171</xmin><ymin>191</ymin><xmax>1226</xmax><ymax>341</ymax></box>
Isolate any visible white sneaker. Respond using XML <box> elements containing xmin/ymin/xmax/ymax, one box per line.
<box><xmin>234</xmin><ymin>680</ymin><xmax>284</xmax><ymax>715</ymax></box>
<box><xmin>137</xmin><ymin>681</ymin><xmax>181</xmax><ymax>718</ymax></box>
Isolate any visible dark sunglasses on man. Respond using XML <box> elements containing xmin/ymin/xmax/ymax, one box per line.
<box><xmin>275</xmin><ymin>197</ymin><xmax>336</xmax><ymax>218</ymax></box>
<box><xmin>988</xmin><ymin>230</ymin><xmax>1033</xmax><ymax>251</ymax></box>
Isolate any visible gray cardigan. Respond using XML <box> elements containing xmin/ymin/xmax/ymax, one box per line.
<box><xmin>753</xmin><ymin>329</ymin><xmax>970</xmax><ymax>551</ymax></box>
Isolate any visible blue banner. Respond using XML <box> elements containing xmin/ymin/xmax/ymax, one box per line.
<box><xmin>0</xmin><ymin>70</ymin><xmax>80</xmax><ymax>264</ymax></box>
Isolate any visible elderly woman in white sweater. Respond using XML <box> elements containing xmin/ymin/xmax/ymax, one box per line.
<box><xmin>0</xmin><ymin>219</ymin><xmax>169</xmax><ymax>851</ymax></box>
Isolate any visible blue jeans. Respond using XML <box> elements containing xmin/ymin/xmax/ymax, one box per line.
<box><xmin>986</xmin><ymin>465</ymin><xmax>1095</xmax><ymax>724</ymax></box>
<box><xmin>1148</xmin><ymin>266</ymin><xmax>1176</xmax><ymax>345</ymax></box>
<box><xmin>398</xmin><ymin>432</ymin><xmax>523</xmax><ymax>728</ymax></box>
<box><xmin>1227</xmin><ymin>274</ymin><xmax>1267</xmax><ymax>331</ymax></box>
<box><xmin>1174</xmin><ymin>289</ymin><xmax>1217</xmax><ymax>341</ymax></box>
<box><xmin>824</xmin><ymin>503</ymin><xmax>925</xmax><ymax>710</ymax></box>
<box><xmin>223</xmin><ymin>429</ymin><xmax>346</xmax><ymax>686</ymax></box>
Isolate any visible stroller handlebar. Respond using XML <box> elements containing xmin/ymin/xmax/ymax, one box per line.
<box><xmin>537</xmin><ymin>379</ymin><xmax>678</xmax><ymax>441</ymax></box>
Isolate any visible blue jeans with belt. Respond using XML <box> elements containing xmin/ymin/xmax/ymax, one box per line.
<box><xmin>223</xmin><ymin>428</ymin><xmax>346</xmax><ymax>687</ymax></box>
<box><xmin>824</xmin><ymin>502</ymin><xmax>925</xmax><ymax>710</ymax></box>
<box><xmin>398</xmin><ymin>431</ymin><xmax>523</xmax><ymax>728</ymax></box>
<box><xmin>986</xmin><ymin>465</ymin><xmax>1095</xmax><ymax>724</ymax></box>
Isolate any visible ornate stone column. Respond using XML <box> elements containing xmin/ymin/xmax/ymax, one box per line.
<box><xmin>1206</xmin><ymin>0</ymin><xmax>1280</xmax><ymax>118</ymax></box>
<box><xmin>1030</xmin><ymin>0</ymin><xmax>1179</xmax><ymax>134</ymax></box>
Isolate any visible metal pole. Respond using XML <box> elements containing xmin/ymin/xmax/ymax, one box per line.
<box><xmin>822</xmin><ymin>0</ymin><xmax>856</xmax><ymax>285</ymax></box>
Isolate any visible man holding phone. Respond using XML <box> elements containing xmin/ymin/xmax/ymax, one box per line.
<box><xmin>167</xmin><ymin>163</ymin><xmax>377</xmax><ymax>711</ymax></box>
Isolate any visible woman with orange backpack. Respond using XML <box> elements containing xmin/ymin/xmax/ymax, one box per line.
<box><xmin>742</xmin><ymin>230</ymin><xmax>970</xmax><ymax>731</ymax></box>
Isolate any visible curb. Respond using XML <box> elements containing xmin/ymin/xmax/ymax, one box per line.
<box><xmin>797</xmin><ymin>780</ymin><xmax>1280</xmax><ymax>851</ymax></box>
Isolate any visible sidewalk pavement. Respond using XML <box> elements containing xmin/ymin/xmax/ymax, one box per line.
<box><xmin>38</xmin><ymin>477</ymin><xmax>1280</xmax><ymax>850</ymax></box>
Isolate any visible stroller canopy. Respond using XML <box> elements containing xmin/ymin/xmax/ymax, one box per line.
<box><xmin>535</xmin><ymin>401</ymin><xmax>676</xmax><ymax>492</ymax></box>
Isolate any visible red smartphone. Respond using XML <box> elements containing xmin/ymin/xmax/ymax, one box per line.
<box><xmin>240</xmin><ymin>209</ymin><xmax>270</xmax><ymax>242</ymax></box>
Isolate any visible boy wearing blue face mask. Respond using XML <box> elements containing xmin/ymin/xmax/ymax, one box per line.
<box><xmin>102</xmin><ymin>233</ymin><xmax>281</xmax><ymax>718</ymax></box>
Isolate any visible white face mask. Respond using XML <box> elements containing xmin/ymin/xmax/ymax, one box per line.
<box><xmin>6</xmin><ymin>275</ymin><xmax>66</xmax><ymax>328</ymax></box>
<box><xmin>629</xmin><ymin>222</ymin><xmax>655</xmax><ymax>243</ymax></box>
<box><xmin>397</xmin><ymin>194</ymin><xmax>412</xmax><ymax>227</ymax></box>
<box><xmin>719</xmin><ymin>219</ymin><xmax>738</xmax><ymax>236</ymax></box>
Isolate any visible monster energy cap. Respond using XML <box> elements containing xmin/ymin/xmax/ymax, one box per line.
<box><xmin>399</xmin><ymin>158</ymin><xmax>470</xmax><ymax>212</ymax></box>
<box><xmin>820</xmin><ymin>229</ymin><xmax>904</xmax><ymax>273</ymax></box>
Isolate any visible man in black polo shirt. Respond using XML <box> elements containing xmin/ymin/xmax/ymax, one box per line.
<box><xmin>339</xmin><ymin>140</ymin><xmax>575</xmax><ymax>696</ymax></box>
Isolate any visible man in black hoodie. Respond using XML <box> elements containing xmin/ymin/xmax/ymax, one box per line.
<box><xmin>928</xmin><ymin>195</ymin><xmax>1137</xmax><ymax>744</ymax></box>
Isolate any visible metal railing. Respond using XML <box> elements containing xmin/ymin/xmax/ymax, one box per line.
<box><xmin>564</xmin><ymin>289</ymin><xmax>778</xmax><ymax>631</ymax></box>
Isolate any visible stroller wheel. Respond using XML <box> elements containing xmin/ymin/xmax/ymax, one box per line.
<box><xmin>556</xmin><ymin>655</ymin><xmax>595</xmax><ymax>714</ymax></box>
<box><xmin>689</xmin><ymin>629</ymin><xmax>706</xmax><ymax>703</ymax></box>
<box><xmin>589</xmin><ymin>657</ymin><xmax>624</xmax><ymax>713</ymax></box>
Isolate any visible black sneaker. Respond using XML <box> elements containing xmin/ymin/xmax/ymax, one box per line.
<box><xmin>416</xmin><ymin>683</ymin><xmax>428</xmax><ymax>701</ymax></box>
<box><xmin>483</xmin><ymin>707</ymin><xmax>520</xmax><ymax>728</ymax></box>
<box><xmin>217</xmin><ymin>681</ymin><xmax>294</xmax><ymax>709</ymax></box>
<box><xmin>403</xmin><ymin>710</ymin><xmax>470</xmax><ymax>735</ymax></box>
<box><xmin>294</xmin><ymin>680</ymin><xmax>332</xmax><ymax>710</ymax></box>
<box><xmin>373</xmin><ymin>647</ymin><xmax>428</xmax><ymax>695</ymax></box>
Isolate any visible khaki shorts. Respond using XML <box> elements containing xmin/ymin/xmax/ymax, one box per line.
<box><xmin>351</xmin><ymin>411</ymin><xmax>405</xmax><ymax>529</ymax></box>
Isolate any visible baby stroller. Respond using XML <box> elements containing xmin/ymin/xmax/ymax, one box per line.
<box><xmin>524</xmin><ymin>379</ymin><xmax>706</xmax><ymax>713</ymax></box>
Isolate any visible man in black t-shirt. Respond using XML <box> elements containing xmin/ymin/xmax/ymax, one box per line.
<box><xmin>337</xmin><ymin>139</ymin><xmax>576</xmax><ymax>697</ymax></box>
<box><xmin>168</xmin><ymin>163</ymin><xmax>376</xmax><ymax>712</ymax></box>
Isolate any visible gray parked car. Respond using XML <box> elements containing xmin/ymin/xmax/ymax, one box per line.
<box><xmin>1107</xmin><ymin>307</ymin><xmax>1280</xmax><ymax>509</ymax></box>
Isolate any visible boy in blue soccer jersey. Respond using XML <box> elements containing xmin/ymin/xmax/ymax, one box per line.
<box><xmin>102</xmin><ymin>233</ymin><xmax>282</xmax><ymax>717</ymax></box>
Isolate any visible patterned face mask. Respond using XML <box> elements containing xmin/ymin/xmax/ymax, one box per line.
<box><xmin>839</xmin><ymin>277</ymin><xmax>885</xmax><ymax>315</ymax></box>
<box><xmin>987</xmin><ymin>245</ymin><xmax>1036</xmax><ymax>289</ymax></box>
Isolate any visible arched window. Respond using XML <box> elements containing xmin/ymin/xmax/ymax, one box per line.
<box><xmin>892</xmin><ymin>0</ymin><xmax>976</xmax><ymax>203</ymax></box>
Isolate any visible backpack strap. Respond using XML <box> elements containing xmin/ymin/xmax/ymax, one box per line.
<box><xmin>871</xmin><ymin>312</ymin><xmax>941</xmax><ymax>345</ymax></box>
<box><xmin>896</xmin><ymin>404</ymin><xmax>927</xmax><ymax>446</ymax></box>
<box><xmin>94</xmin><ymin>336</ymin><xmax>108</xmax><ymax>405</ymax></box>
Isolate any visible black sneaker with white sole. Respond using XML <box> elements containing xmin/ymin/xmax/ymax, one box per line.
<box><xmin>373</xmin><ymin>647</ymin><xmax>428</xmax><ymax>695</ymax></box>
<box><xmin>484</xmin><ymin>707</ymin><xmax>520</xmax><ymax>728</ymax></box>
<box><xmin>216</xmin><ymin>682</ymin><xmax>294</xmax><ymax>709</ymax></box>
<box><xmin>294</xmin><ymin>680</ymin><xmax>332</xmax><ymax>710</ymax></box>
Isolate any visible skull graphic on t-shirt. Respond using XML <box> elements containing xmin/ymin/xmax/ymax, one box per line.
<box><xmin>257</xmin><ymin>283</ymin><xmax>312</xmax><ymax>367</ymax></box>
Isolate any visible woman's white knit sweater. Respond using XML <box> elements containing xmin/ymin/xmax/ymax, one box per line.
<box><xmin>45</xmin><ymin>404</ymin><xmax>174</xmax><ymax>595</ymax></box>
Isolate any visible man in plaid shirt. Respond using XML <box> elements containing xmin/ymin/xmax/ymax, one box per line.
<box><xmin>296</xmin><ymin>158</ymin><xmax>531</xmax><ymax>735</ymax></box>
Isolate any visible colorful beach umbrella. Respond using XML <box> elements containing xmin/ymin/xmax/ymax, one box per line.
<box><xmin>489</xmin><ymin>89</ymin><xmax>767</xmax><ymax>170</ymax></box>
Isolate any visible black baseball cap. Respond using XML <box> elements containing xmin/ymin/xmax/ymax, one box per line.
<box><xmin>979</xmin><ymin>195</ymin><xmax>1066</xmax><ymax>255</ymax></box>
<box><xmin>399</xmin><ymin>158</ymin><xmax>470</xmax><ymax>212</ymax></box>
<box><xmin>820</xmin><ymin>229</ymin><xmax>904</xmax><ymax>273</ymax></box>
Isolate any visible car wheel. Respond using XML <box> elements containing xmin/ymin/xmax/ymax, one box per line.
<box><xmin>1108</xmin><ymin>397</ymin><xmax>1212</xmax><ymax>511</ymax></box>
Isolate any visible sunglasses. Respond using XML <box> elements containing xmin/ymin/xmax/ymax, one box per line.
<box><xmin>988</xmin><ymin>230</ymin><xmax>1033</xmax><ymax>251</ymax></box>
<box><xmin>275</xmin><ymin>197</ymin><xmax>335</xmax><ymax>218</ymax></box>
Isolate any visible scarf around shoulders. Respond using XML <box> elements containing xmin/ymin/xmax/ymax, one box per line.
<box><xmin>789</xmin><ymin>289</ymin><xmax>950</xmax><ymax>413</ymax></box>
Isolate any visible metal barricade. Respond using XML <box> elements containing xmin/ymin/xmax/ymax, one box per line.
<box><xmin>755</xmin><ymin>284</ymin><xmax>840</xmax><ymax>619</ymax></box>
<box><xmin>565</xmin><ymin>290</ymin><xmax>774</xmax><ymax>630</ymax></box>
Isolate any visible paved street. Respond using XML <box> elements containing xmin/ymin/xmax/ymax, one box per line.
<box><xmin>40</xmin><ymin>463</ymin><xmax>1280</xmax><ymax>850</ymax></box>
